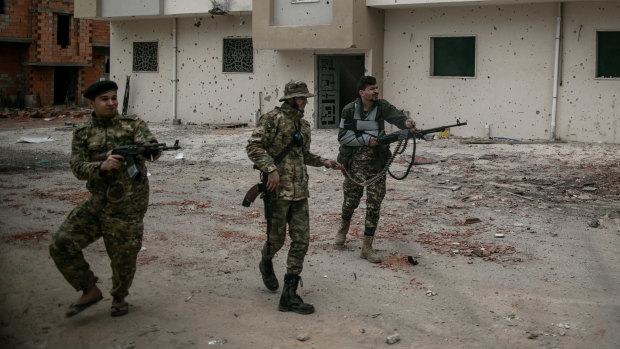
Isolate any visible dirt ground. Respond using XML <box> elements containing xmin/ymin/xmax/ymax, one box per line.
<box><xmin>0</xmin><ymin>116</ymin><xmax>618</xmax><ymax>349</ymax></box>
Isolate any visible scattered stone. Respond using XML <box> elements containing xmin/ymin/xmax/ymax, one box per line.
<box><xmin>465</xmin><ymin>218</ymin><xmax>482</xmax><ymax>224</ymax></box>
<box><xmin>479</xmin><ymin>153</ymin><xmax>499</xmax><ymax>160</ymax></box>
<box><xmin>451</xmin><ymin>153</ymin><xmax>475</xmax><ymax>160</ymax></box>
<box><xmin>296</xmin><ymin>333</ymin><xmax>309</xmax><ymax>342</ymax></box>
<box><xmin>386</xmin><ymin>333</ymin><xmax>400</xmax><ymax>344</ymax></box>
<box><xmin>415</xmin><ymin>151</ymin><xmax>446</xmax><ymax>163</ymax></box>
<box><xmin>588</xmin><ymin>220</ymin><xmax>599</xmax><ymax>228</ymax></box>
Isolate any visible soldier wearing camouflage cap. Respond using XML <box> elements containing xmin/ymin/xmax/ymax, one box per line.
<box><xmin>247</xmin><ymin>80</ymin><xmax>342</xmax><ymax>314</ymax></box>
<box><xmin>49</xmin><ymin>80</ymin><xmax>162</xmax><ymax>318</ymax></box>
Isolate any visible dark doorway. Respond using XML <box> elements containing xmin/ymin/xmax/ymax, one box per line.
<box><xmin>54</xmin><ymin>67</ymin><xmax>78</xmax><ymax>105</ymax></box>
<box><xmin>316</xmin><ymin>55</ymin><xmax>365</xmax><ymax>128</ymax></box>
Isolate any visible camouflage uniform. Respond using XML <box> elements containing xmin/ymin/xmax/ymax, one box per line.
<box><xmin>337</xmin><ymin>98</ymin><xmax>408</xmax><ymax>235</ymax></box>
<box><xmin>49</xmin><ymin>112</ymin><xmax>160</xmax><ymax>300</ymax></box>
<box><xmin>247</xmin><ymin>102</ymin><xmax>326</xmax><ymax>275</ymax></box>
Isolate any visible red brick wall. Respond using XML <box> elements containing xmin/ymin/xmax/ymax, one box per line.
<box><xmin>0</xmin><ymin>0</ymin><xmax>110</xmax><ymax>107</ymax></box>
<box><xmin>78</xmin><ymin>48</ymin><xmax>109</xmax><ymax>104</ymax></box>
<box><xmin>30</xmin><ymin>5</ymin><xmax>93</xmax><ymax>64</ymax></box>
<box><xmin>29</xmin><ymin>67</ymin><xmax>54</xmax><ymax>106</ymax></box>
<box><xmin>91</xmin><ymin>20</ymin><xmax>110</xmax><ymax>44</ymax></box>
<box><xmin>0</xmin><ymin>0</ymin><xmax>32</xmax><ymax>39</ymax></box>
<box><xmin>0</xmin><ymin>44</ymin><xmax>29</xmax><ymax>96</ymax></box>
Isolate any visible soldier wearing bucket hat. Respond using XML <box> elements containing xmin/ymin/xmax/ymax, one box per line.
<box><xmin>278</xmin><ymin>80</ymin><xmax>315</xmax><ymax>101</ymax></box>
<box><xmin>247</xmin><ymin>80</ymin><xmax>342</xmax><ymax>314</ymax></box>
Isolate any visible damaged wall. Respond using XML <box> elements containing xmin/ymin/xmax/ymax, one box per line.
<box><xmin>272</xmin><ymin>0</ymin><xmax>333</xmax><ymax>26</ymax></box>
<box><xmin>383</xmin><ymin>3</ymin><xmax>557</xmax><ymax>140</ymax></box>
<box><xmin>382</xmin><ymin>2</ymin><xmax>619</xmax><ymax>143</ymax></box>
<box><xmin>110</xmin><ymin>16</ymin><xmax>317</xmax><ymax>125</ymax></box>
<box><xmin>559</xmin><ymin>2</ymin><xmax>619</xmax><ymax>143</ymax></box>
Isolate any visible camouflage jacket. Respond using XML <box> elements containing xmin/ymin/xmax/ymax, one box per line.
<box><xmin>246</xmin><ymin>102</ymin><xmax>327</xmax><ymax>201</ymax></box>
<box><xmin>337</xmin><ymin>98</ymin><xmax>409</xmax><ymax>171</ymax></box>
<box><xmin>70</xmin><ymin>112</ymin><xmax>160</xmax><ymax>203</ymax></box>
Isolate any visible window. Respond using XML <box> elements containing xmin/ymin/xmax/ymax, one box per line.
<box><xmin>57</xmin><ymin>15</ymin><xmax>71</xmax><ymax>48</ymax></box>
<box><xmin>430</xmin><ymin>36</ymin><xmax>476</xmax><ymax>77</ymax></box>
<box><xmin>0</xmin><ymin>0</ymin><xmax>5</xmax><ymax>15</ymax></box>
<box><xmin>223</xmin><ymin>38</ymin><xmax>253</xmax><ymax>73</ymax></box>
<box><xmin>596</xmin><ymin>31</ymin><xmax>620</xmax><ymax>78</ymax></box>
<box><xmin>133</xmin><ymin>42</ymin><xmax>158</xmax><ymax>72</ymax></box>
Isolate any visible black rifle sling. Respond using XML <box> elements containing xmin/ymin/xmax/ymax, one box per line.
<box><xmin>272</xmin><ymin>136</ymin><xmax>297</xmax><ymax>165</ymax></box>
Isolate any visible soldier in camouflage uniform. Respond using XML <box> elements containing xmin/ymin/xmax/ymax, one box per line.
<box><xmin>335</xmin><ymin>76</ymin><xmax>416</xmax><ymax>263</ymax></box>
<box><xmin>49</xmin><ymin>80</ymin><xmax>161</xmax><ymax>318</ymax></box>
<box><xmin>247</xmin><ymin>80</ymin><xmax>341</xmax><ymax>315</ymax></box>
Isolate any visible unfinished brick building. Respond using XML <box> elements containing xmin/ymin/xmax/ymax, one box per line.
<box><xmin>0</xmin><ymin>0</ymin><xmax>109</xmax><ymax>108</ymax></box>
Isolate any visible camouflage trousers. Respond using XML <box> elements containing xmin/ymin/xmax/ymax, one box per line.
<box><xmin>49</xmin><ymin>193</ymin><xmax>147</xmax><ymax>300</ymax></box>
<box><xmin>341</xmin><ymin>159</ymin><xmax>386</xmax><ymax>234</ymax></box>
<box><xmin>261</xmin><ymin>198</ymin><xmax>310</xmax><ymax>276</ymax></box>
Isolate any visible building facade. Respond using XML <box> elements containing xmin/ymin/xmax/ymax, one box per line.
<box><xmin>75</xmin><ymin>0</ymin><xmax>619</xmax><ymax>143</ymax></box>
<box><xmin>0</xmin><ymin>0</ymin><xmax>110</xmax><ymax>107</ymax></box>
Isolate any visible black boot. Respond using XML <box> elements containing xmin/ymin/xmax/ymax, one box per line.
<box><xmin>259</xmin><ymin>259</ymin><xmax>279</xmax><ymax>291</ymax></box>
<box><xmin>278</xmin><ymin>274</ymin><xmax>315</xmax><ymax>315</ymax></box>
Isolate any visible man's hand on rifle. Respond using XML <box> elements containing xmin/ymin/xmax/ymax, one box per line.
<box><xmin>405</xmin><ymin>119</ymin><xmax>416</xmax><ymax>129</ymax></box>
<box><xmin>100</xmin><ymin>154</ymin><xmax>124</xmax><ymax>172</ymax></box>
<box><xmin>369</xmin><ymin>137</ymin><xmax>379</xmax><ymax>147</ymax></box>
<box><xmin>267</xmin><ymin>170</ymin><xmax>280</xmax><ymax>192</ymax></box>
<box><xmin>323</xmin><ymin>160</ymin><xmax>343</xmax><ymax>170</ymax></box>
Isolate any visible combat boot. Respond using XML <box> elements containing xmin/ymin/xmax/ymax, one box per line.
<box><xmin>360</xmin><ymin>235</ymin><xmax>382</xmax><ymax>263</ymax></box>
<box><xmin>278</xmin><ymin>274</ymin><xmax>315</xmax><ymax>314</ymax></box>
<box><xmin>259</xmin><ymin>259</ymin><xmax>279</xmax><ymax>291</ymax></box>
<box><xmin>334</xmin><ymin>219</ymin><xmax>351</xmax><ymax>247</ymax></box>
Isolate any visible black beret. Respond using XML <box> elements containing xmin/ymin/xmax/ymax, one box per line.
<box><xmin>83</xmin><ymin>80</ymin><xmax>118</xmax><ymax>100</ymax></box>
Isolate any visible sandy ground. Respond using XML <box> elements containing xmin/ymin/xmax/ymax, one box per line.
<box><xmin>0</xmin><ymin>117</ymin><xmax>619</xmax><ymax>349</ymax></box>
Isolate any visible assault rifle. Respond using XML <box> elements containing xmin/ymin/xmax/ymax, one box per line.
<box><xmin>377</xmin><ymin>120</ymin><xmax>467</xmax><ymax>145</ymax></box>
<box><xmin>242</xmin><ymin>171</ymin><xmax>274</xmax><ymax>254</ymax></box>
<box><xmin>92</xmin><ymin>140</ymin><xmax>181</xmax><ymax>180</ymax></box>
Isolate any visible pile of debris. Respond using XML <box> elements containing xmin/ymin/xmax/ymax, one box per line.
<box><xmin>0</xmin><ymin>106</ymin><xmax>91</xmax><ymax>121</ymax></box>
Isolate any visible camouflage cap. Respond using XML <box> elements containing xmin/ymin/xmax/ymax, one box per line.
<box><xmin>279</xmin><ymin>80</ymin><xmax>315</xmax><ymax>101</ymax></box>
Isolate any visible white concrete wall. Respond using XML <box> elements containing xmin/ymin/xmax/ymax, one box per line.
<box><xmin>383</xmin><ymin>3</ymin><xmax>558</xmax><ymax>140</ymax></box>
<box><xmin>273</xmin><ymin>0</ymin><xmax>333</xmax><ymax>26</ymax></box>
<box><xmin>559</xmin><ymin>2</ymin><xmax>619</xmax><ymax>143</ymax></box>
<box><xmin>165</xmin><ymin>0</ymin><xmax>252</xmax><ymax>15</ymax></box>
<box><xmin>382</xmin><ymin>2</ymin><xmax>619</xmax><ymax>142</ymax></box>
<box><xmin>102</xmin><ymin>0</ymin><xmax>163</xmax><ymax>17</ymax></box>
<box><xmin>110</xmin><ymin>16</ymin><xmax>317</xmax><ymax>125</ymax></box>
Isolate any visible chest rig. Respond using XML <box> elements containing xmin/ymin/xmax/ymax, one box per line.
<box><xmin>339</xmin><ymin>103</ymin><xmax>384</xmax><ymax>138</ymax></box>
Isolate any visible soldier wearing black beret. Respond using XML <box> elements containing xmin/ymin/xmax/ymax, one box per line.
<box><xmin>50</xmin><ymin>79</ymin><xmax>161</xmax><ymax>318</ymax></box>
<box><xmin>83</xmin><ymin>80</ymin><xmax>118</xmax><ymax>101</ymax></box>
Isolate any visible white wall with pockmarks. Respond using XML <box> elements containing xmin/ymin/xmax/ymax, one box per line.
<box><xmin>106</xmin><ymin>1</ymin><xmax>619</xmax><ymax>142</ymax></box>
<box><xmin>382</xmin><ymin>2</ymin><xmax>619</xmax><ymax>142</ymax></box>
<box><xmin>110</xmin><ymin>16</ymin><xmax>317</xmax><ymax>126</ymax></box>
<box><xmin>559</xmin><ymin>2</ymin><xmax>619</xmax><ymax>143</ymax></box>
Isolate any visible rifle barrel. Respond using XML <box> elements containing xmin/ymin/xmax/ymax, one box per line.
<box><xmin>417</xmin><ymin>121</ymin><xmax>467</xmax><ymax>135</ymax></box>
